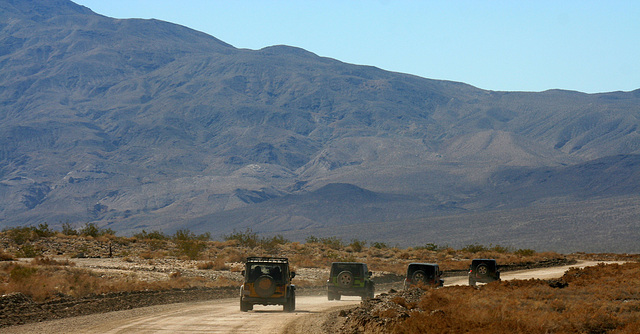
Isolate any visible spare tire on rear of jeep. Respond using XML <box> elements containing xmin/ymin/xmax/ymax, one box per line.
<box><xmin>327</xmin><ymin>262</ymin><xmax>374</xmax><ymax>301</ymax></box>
<box><xmin>476</xmin><ymin>264</ymin><xmax>488</xmax><ymax>275</ymax></box>
<box><xmin>254</xmin><ymin>275</ymin><xmax>276</xmax><ymax>298</ymax></box>
<box><xmin>337</xmin><ymin>271</ymin><xmax>354</xmax><ymax>288</ymax></box>
<box><xmin>468</xmin><ymin>259</ymin><xmax>500</xmax><ymax>286</ymax></box>
<box><xmin>411</xmin><ymin>270</ymin><xmax>427</xmax><ymax>282</ymax></box>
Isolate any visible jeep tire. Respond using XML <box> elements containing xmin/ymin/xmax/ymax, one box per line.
<box><xmin>240</xmin><ymin>297</ymin><xmax>252</xmax><ymax>312</ymax></box>
<box><xmin>254</xmin><ymin>275</ymin><xmax>277</xmax><ymax>298</ymax></box>
<box><xmin>284</xmin><ymin>289</ymin><xmax>296</xmax><ymax>312</ymax></box>
<box><xmin>412</xmin><ymin>270</ymin><xmax>427</xmax><ymax>283</ymax></box>
<box><xmin>365</xmin><ymin>285</ymin><xmax>375</xmax><ymax>299</ymax></box>
<box><xmin>337</xmin><ymin>271</ymin><xmax>354</xmax><ymax>288</ymax></box>
<box><xmin>476</xmin><ymin>264</ymin><xmax>488</xmax><ymax>276</ymax></box>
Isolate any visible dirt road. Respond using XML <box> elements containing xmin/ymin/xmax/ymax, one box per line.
<box><xmin>4</xmin><ymin>261</ymin><xmax>609</xmax><ymax>334</ymax></box>
<box><xmin>3</xmin><ymin>295</ymin><xmax>362</xmax><ymax>334</ymax></box>
<box><xmin>444</xmin><ymin>260</ymin><xmax>611</xmax><ymax>286</ymax></box>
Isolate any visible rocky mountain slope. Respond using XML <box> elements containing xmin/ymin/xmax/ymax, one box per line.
<box><xmin>1</xmin><ymin>0</ymin><xmax>640</xmax><ymax>252</ymax></box>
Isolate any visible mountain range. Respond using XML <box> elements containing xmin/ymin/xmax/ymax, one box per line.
<box><xmin>1</xmin><ymin>0</ymin><xmax>640</xmax><ymax>252</ymax></box>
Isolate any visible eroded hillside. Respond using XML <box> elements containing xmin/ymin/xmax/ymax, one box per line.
<box><xmin>1</xmin><ymin>0</ymin><xmax>640</xmax><ymax>252</ymax></box>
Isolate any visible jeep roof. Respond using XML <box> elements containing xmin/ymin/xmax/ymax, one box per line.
<box><xmin>471</xmin><ymin>259</ymin><xmax>498</xmax><ymax>266</ymax></box>
<box><xmin>330</xmin><ymin>262</ymin><xmax>368</xmax><ymax>275</ymax></box>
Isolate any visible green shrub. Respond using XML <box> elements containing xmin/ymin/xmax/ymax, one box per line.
<box><xmin>371</xmin><ymin>241</ymin><xmax>389</xmax><ymax>249</ymax></box>
<box><xmin>101</xmin><ymin>227</ymin><xmax>116</xmax><ymax>236</ymax></box>
<box><xmin>460</xmin><ymin>243</ymin><xmax>513</xmax><ymax>254</ymax></box>
<box><xmin>349</xmin><ymin>239</ymin><xmax>367</xmax><ymax>252</ymax></box>
<box><xmin>461</xmin><ymin>243</ymin><xmax>488</xmax><ymax>253</ymax></box>
<box><xmin>146</xmin><ymin>239</ymin><xmax>167</xmax><ymax>251</ymax></box>
<box><xmin>32</xmin><ymin>223</ymin><xmax>55</xmax><ymax>238</ymax></box>
<box><xmin>305</xmin><ymin>235</ymin><xmax>319</xmax><ymax>244</ymax></box>
<box><xmin>260</xmin><ymin>234</ymin><xmax>289</xmax><ymax>251</ymax></box>
<box><xmin>515</xmin><ymin>248</ymin><xmax>536</xmax><ymax>256</ymax></box>
<box><xmin>173</xmin><ymin>229</ymin><xmax>210</xmax><ymax>242</ymax></box>
<box><xmin>62</xmin><ymin>222</ymin><xmax>78</xmax><ymax>236</ymax></box>
<box><xmin>16</xmin><ymin>243</ymin><xmax>41</xmax><ymax>258</ymax></box>
<box><xmin>134</xmin><ymin>230</ymin><xmax>168</xmax><ymax>240</ymax></box>
<box><xmin>3</xmin><ymin>224</ymin><xmax>56</xmax><ymax>245</ymax></box>
<box><xmin>176</xmin><ymin>240</ymin><xmax>206</xmax><ymax>260</ymax></box>
<box><xmin>4</xmin><ymin>226</ymin><xmax>36</xmax><ymax>245</ymax></box>
<box><xmin>303</xmin><ymin>235</ymin><xmax>344</xmax><ymax>249</ymax></box>
<box><xmin>79</xmin><ymin>223</ymin><xmax>97</xmax><ymax>237</ymax></box>
<box><xmin>195</xmin><ymin>232</ymin><xmax>211</xmax><ymax>241</ymax></box>
<box><xmin>223</xmin><ymin>228</ymin><xmax>259</xmax><ymax>248</ymax></box>
<box><xmin>319</xmin><ymin>236</ymin><xmax>343</xmax><ymax>249</ymax></box>
<box><xmin>173</xmin><ymin>229</ymin><xmax>194</xmax><ymax>241</ymax></box>
<box><xmin>490</xmin><ymin>244</ymin><xmax>513</xmax><ymax>253</ymax></box>
<box><xmin>78</xmin><ymin>223</ymin><xmax>115</xmax><ymax>238</ymax></box>
<box><xmin>9</xmin><ymin>265</ymin><xmax>38</xmax><ymax>282</ymax></box>
<box><xmin>415</xmin><ymin>243</ymin><xmax>440</xmax><ymax>251</ymax></box>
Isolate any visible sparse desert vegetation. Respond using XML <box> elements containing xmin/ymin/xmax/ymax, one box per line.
<box><xmin>342</xmin><ymin>262</ymin><xmax>640</xmax><ymax>333</ymax></box>
<box><xmin>1</xmin><ymin>225</ymin><xmax>637</xmax><ymax>329</ymax></box>
<box><xmin>1</xmin><ymin>225</ymin><xmax>575</xmax><ymax>301</ymax></box>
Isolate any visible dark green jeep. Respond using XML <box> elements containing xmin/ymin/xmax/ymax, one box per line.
<box><xmin>403</xmin><ymin>263</ymin><xmax>444</xmax><ymax>288</ymax></box>
<box><xmin>468</xmin><ymin>259</ymin><xmax>500</xmax><ymax>286</ymax></box>
<box><xmin>327</xmin><ymin>262</ymin><xmax>374</xmax><ymax>300</ymax></box>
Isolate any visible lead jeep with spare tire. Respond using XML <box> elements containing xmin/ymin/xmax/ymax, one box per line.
<box><xmin>468</xmin><ymin>259</ymin><xmax>500</xmax><ymax>286</ymax></box>
<box><xmin>240</xmin><ymin>257</ymin><xmax>296</xmax><ymax>312</ymax></box>
<box><xmin>327</xmin><ymin>262</ymin><xmax>374</xmax><ymax>300</ymax></box>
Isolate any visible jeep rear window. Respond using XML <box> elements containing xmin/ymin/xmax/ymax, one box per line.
<box><xmin>472</xmin><ymin>259</ymin><xmax>497</xmax><ymax>267</ymax></box>
<box><xmin>332</xmin><ymin>263</ymin><xmax>364</xmax><ymax>276</ymax></box>
<box><xmin>247</xmin><ymin>264</ymin><xmax>286</xmax><ymax>282</ymax></box>
<box><xmin>407</xmin><ymin>264</ymin><xmax>436</xmax><ymax>277</ymax></box>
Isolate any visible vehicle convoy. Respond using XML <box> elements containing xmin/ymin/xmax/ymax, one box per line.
<box><xmin>327</xmin><ymin>262</ymin><xmax>375</xmax><ymax>300</ymax></box>
<box><xmin>403</xmin><ymin>263</ymin><xmax>444</xmax><ymax>288</ymax></box>
<box><xmin>240</xmin><ymin>257</ymin><xmax>296</xmax><ymax>312</ymax></box>
<box><xmin>468</xmin><ymin>259</ymin><xmax>501</xmax><ymax>286</ymax></box>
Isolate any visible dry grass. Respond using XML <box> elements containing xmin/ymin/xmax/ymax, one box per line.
<box><xmin>0</xmin><ymin>227</ymin><xmax>582</xmax><ymax>275</ymax></box>
<box><xmin>388</xmin><ymin>262</ymin><xmax>640</xmax><ymax>334</ymax></box>
<box><xmin>30</xmin><ymin>256</ymin><xmax>74</xmax><ymax>266</ymax></box>
<box><xmin>2</xmin><ymin>229</ymin><xmax>636</xmax><ymax>306</ymax></box>
<box><xmin>0</xmin><ymin>259</ymin><xmax>229</xmax><ymax>302</ymax></box>
<box><xmin>0</xmin><ymin>250</ymin><xmax>15</xmax><ymax>261</ymax></box>
<box><xmin>196</xmin><ymin>257</ymin><xmax>230</xmax><ymax>270</ymax></box>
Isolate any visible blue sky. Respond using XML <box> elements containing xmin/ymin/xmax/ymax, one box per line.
<box><xmin>73</xmin><ymin>0</ymin><xmax>639</xmax><ymax>94</ymax></box>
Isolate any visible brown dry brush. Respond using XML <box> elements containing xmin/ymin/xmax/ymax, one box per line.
<box><xmin>388</xmin><ymin>263</ymin><xmax>640</xmax><ymax>334</ymax></box>
<box><xmin>0</xmin><ymin>257</ymin><xmax>225</xmax><ymax>302</ymax></box>
<box><xmin>0</xmin><ymin>250</ymin><xmax>15</xmax><ymax>261</ymax></box>
<box><xmin>2</xmin><ymin>227</ymin><xmax>626</xmax><ymax>307</ymax></box>
<box><xmin>2</xmin><ymin>226</ymin><xmax>578</xmax><ymax>271</ymax></box>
